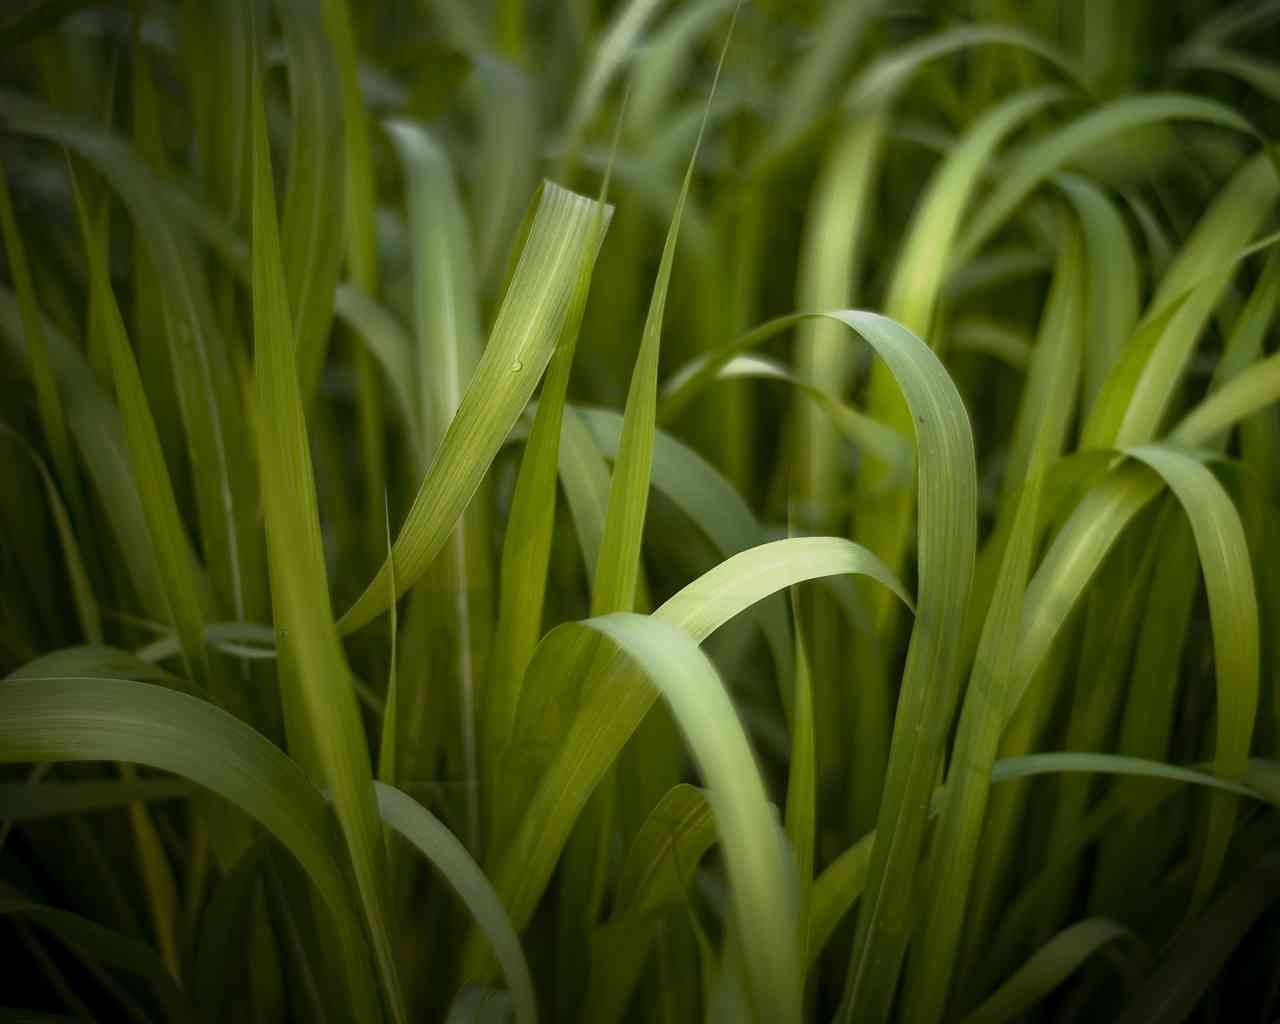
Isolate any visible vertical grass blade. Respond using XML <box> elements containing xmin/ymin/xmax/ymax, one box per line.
<box><xmin>248</xmin><ymin>56</ymin><xmax>404</xmax><ymax>1022</ymax></box>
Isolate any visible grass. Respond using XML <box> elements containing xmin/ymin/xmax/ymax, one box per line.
<box><xmin>1</xmin><ymin>0</ymin><xmax>1279</xmax><ymax>1021</ymax></box>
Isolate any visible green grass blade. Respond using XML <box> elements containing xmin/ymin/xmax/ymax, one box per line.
<box><xmin>374</xmin><ymin>783</ymin><xmax>537</xmax><ymax>1024</ymax></box>
<box><xmin>591</xmin><ymin>9</ymin><xmax>733</xmax><ymax>617</ymax></box>
<box><xmin>0</xmin><ymin>168</ymin><xmax>88</xmax><ymax>550</ymax></box>
<box><xmin>482</xmin><ymin>226</ymin><xmax>602</xmax><ymax>825</ymax></box>
<box><xmin>955</xmin><ymin>94</ymin><xmax>1254</xmax><ymax>265</ymax></box>
<box><xmin>885</xmin><ymin>87</ymin><xmax>1065</xmax><ymax>337</ymax></box>
<box><xmin>67</xmin><ymin>172</ymin><xmax>213</xmax><ymax>698</ymax></box>
<box><xmin>337</xmin><ymin>182</ymin><xmax>613</xmax><ymax>633</ymax></box>
<box><xmin>837</xmin><ymin>310</ymin><xmax>977</xmax><ymax>1024</ymax></box>
<box><xmin>612</xmin><ymin>783</ymin><xmax>716</xmax><ymax>918</ymax></box>
<box><xmin>901</xmin><ymin>467</ymin><xmax>1044</xmax><ymax>1024</ymax></box>
<box><xmin>556</xmin><ymin>0</ymin><xmax>665</xmax><ymax>178</ymax></box>
<box><xmin>248</xmin><ymin>60</ymin><xmax>404</xmax><ymax>1022</ymax></box>
<box><xmin>274</xmin><ymin>0</ymin><xmax>347</xmax><ymax>402</ymax></box>
<box><xmin>846</xmin><ymin>24</ymin><xmax>1085</xmax><ymax>113</ymax></box>
<box><xmin>1085</xmin><ymin>152</ymin><xmax>1279</xmax><ymax>448</ymax></box>
<box><xmin>1126</xmin><ymin>444</ymin><xmax>1260</xmax><ymax>907</ymax></box>
<box><xmin>377</xmin><ymin>497</ymin><xmax>399</xmax><ymax>786</ymax></box>
<box><xmin>471</xmin><ymin>536</ymin><xmax>907</xmax><ymax>971</ymax></box>
<box><xmin>0</xmin><ymin>90</ymin><xmax>257</xmax><ymax>626</ymax></box>
<box><xmin>783</xmin><ymin>593</ymin><xmax>816</xmax><ymax>964</ymax></box>
<box><xmin>1054</xmin><ymin>173</ymin><xmax>1141</xmax><ymax>414</ymax></box>
<box><xmin>581</xmin><ymin>612</ymin><xmax>802</xmax><ymax>1024</ymax></box>
<box><xmin>386</xmin><ymin>116</ymin><xmax>493</xmax><ymax>844</ymax></box>
<box><xmin>0</xmin><ymin>677</ymin><xmax>380</xmax><ymax>1022</ymax></box>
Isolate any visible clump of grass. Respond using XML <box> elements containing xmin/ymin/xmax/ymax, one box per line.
<box><xmin>1</xmin><ymin>1</ymin><xmax>1279</xmax><ymax>1021</ymax></box>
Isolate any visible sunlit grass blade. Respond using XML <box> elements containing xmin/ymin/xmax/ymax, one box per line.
<box><xmin>386</xmin><ymin>116</ymin><xmax>493</xmax><ymax>842</ymax></box>
<box><xmin>337</xmin><ymin>182</ymin><xmax>613</xmax><ymax>633</ymax></box>
<box><xmin>577</xmin><ymin>612</ymin><xmax>801</xmax><ymax>1024</ymax></box>
<box><xmin>482</xmin><ymin>220</ymin><xmax>603</xmax><ymax>828</ymax></box>
<box><xmin>469</xmin><ymin>536</ymin><xmax>908</xmax><ymax>974</ymax></box>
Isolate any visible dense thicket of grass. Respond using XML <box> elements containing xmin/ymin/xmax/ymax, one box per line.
<box><xmin>1</xmin><ymin>0</ymin><xmax>1280</xmax><ymax>1021</ymax></box>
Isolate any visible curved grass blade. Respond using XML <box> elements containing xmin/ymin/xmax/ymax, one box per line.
<box><xmin>886</xmin><ymin>87</ymin><xmax>1066</xmax><ymax>337</ymax></box>
<box><xmin>664</xmin><ymin>356</ymin><xmax>911</xmax><ymax>479</ymax></box>
<box><xmin>337</xmin><ymin>182</ymin><xmax>613</xmax><ymax>633</ymax></box>
<box><xmin>1054</xmin><ymin>173</ymin><xmax>1140</xmax><ymax>413</ymax></box>
<box><xmin>1127</xmin><ymin>444</ymin><xmax>1259</xmax><ymax>907</ymax></box>
<box><xmin>0</xmin><ymin>677</ymin><xmax>381</xmax><ymax>1022</ymax></box>
<box><xmin>580</xmin><ymin>612</ymin><xmax>802</xmax><ymax>1024</ymax></box>
<box><xmin>1084</xmin><ymin>152</ymin><xmax>1279</xmax><ymax>448</ymax></box>
<box><xmin>1173</xmin><ymin>349</ymin><xmax>1280</xmax><ymax>445</ymax></box>
<box><xmin>834</xmin><ymin>311</ymin><xmax>977</xmax><ymax>1024</ymax></box>
<box><xmin>846</xmin><ymin>25</ymin><xmax>1085</xmax><ymax>113</ymax></box>
<box><xmin>470</xmin><ymin>536</ymin><xmax>908</xmax><ymax>975</ymax></box>
<box><xmin>374</xmin><ymin>783</ymin><xmax>536</xmax><ymax>1024</ymax></box>
<box><xmin>574</xmin><ymin>405</ymin><xmax>794</xmax><ymax>683</ymax></box>
<box><xmin>955</xmin><ymin>94</ymin><xmax>1254</xmax><ymax>265</ymax></box>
